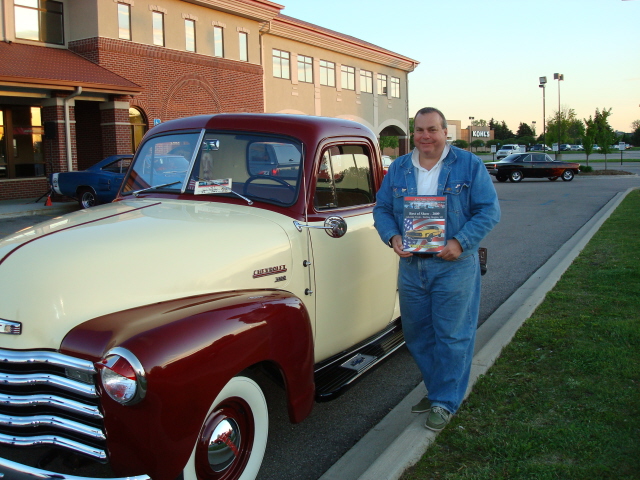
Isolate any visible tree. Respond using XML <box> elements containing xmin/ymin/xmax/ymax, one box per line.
<box><xmin>470</xmin><ymin>139</ymin><xmax>484</xmax><ymax>152</ymax></box>
<box><xmin>631</xmin><ymin>119</ymin><xmax>640</xmax><ymax>131</ymax></box>
<box><xmin>546</xmin><ymin>108</ymin><xmax>582</xmax><ymax>145</ymax></box>
<box><xmin>590</xmin><ymin>108</ymin><xmax>615</xmax><ymax>170</ymax></box>
<box><xmin>630</xmin><ymin>126</ymin><xmax>640</xmax><ymax>148</ymax></box>
<box><xmin>489</xmin><ymin>119</ymin><xmax>514</xmax><ymax>140</ymax></box>
<box><xmin>582</xmin><ymin>133</ymin><xmax>594</xmax><ymax>166</ymax></box>
<box><xmin>453</xmin><ymin>139</ymin><xmax>468</xmax><ymax>149</ymax></box>
<box><xmin>470</xmin><ymin>119</ymin><xmax>487</xmax><ymax>127</ymax></box>
<box><xmin>516</xmin><ymin>122</ymin><xmax>535</xmax><ymax>138</ymax></box>
<box><xmin>379</xmin><ymin>136</ymin><xmax>399</xmax><ymax>151</ymax></box>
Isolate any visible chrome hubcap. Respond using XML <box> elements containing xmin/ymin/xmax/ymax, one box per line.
<box><xmin>207</xmin><ymin>418</ymin><xmax>241</xmax><ymax>472</ymax></box>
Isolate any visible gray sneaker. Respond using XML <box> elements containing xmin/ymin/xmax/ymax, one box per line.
<box><xmin>411</xmin><ymin>397</ymin><xmax>431</xmax><ymax>413</ymax></box>
<box><xmin>424</xmin><ymin>406</ymin><xmax>451</xmax><ymax>431</ymax></box>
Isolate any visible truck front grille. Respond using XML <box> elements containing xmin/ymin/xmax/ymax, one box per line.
<box><xmin>0</xmin><ymin>349</ymin><xmax>107</xmax><ymax>462</ymax></box>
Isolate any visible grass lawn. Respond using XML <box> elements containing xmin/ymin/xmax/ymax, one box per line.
<box><xmin>402</xmin><ymin>190</ymin><xmax>640</xmax><ymax>480</ymax></box>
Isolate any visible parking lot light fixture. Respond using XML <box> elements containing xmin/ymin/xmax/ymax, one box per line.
<box><xmin>554</xmin><ymin>73</ymin><xmax>564</xmax><ymax>149</ymax></box>
<box><xmin>539</xmin><ymin>76</ymin><xmax>547</xmax><ymax>147</ymax></box>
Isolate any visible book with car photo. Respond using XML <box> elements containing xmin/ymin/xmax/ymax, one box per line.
<box><xmin>402</xmin><ymin>196</ymin><xmax>447</xmax><ymax>253</ymax></box>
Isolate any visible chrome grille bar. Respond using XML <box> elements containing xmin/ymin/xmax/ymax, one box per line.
<box><xmin>0</xmin><ymin>373</ymin><xmax>97</xmax><ymax>397</ymax></box>
<box><xmin>0</xmin><ymin>413</ymin><xmax>105</xmax><ymax>440</ymax></box>
<box><xmin>0</xmin><ymin>393</ymin><xmax>102</xmax><ymax>420</ymax></box>
<box><xmin>0</xmin><ymin>432</ymin><xmax>107</xmax><ymax>462</ymax></box>
<box><xmin>0</xmin><ymin>350</ymin><xmax>96</xmax><ymax>374</ymax></box>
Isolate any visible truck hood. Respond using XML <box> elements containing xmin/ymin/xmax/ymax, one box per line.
<box><xmin>0</xmin><ymin>199</ymin><xmax>294</xmax><ymax>350</ymax></box>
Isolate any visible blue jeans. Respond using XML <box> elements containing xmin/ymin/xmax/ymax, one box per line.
<box><xmin>398</xmin><ymin>253</ymin><xmax>480</xmax><ymax>414</ymax></box>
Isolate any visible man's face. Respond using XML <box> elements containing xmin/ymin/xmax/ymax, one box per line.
<box><xmin>413</xmin><ymin>112</ymin><xmax>448</xmax><ymax>159</ymax></box>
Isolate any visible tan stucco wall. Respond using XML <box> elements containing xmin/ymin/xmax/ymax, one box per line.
<box><xmin>262</xmin><ymin>33</ymin><xmax>410</xmax><ymax>137</ymax></box>
<box><xmin>93</xmin><ymin>0</ymin><xmax>261</xmax><ymax>64</ymax></box>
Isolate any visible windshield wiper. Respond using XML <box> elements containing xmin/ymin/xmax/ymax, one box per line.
<box><xmin>132</xmin><ymin>181</ymin><xmax>181</xmax><ymax>197</ymax></box>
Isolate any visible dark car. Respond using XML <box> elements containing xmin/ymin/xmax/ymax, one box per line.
<box><xmin>559</xmin><ymin>144</ymin><xmax>572</xmax><ymax>151</ymax></box>
<box><xmin>485</xmin><ymin>153</ymin><xmax>580</xmax><ymax>183</ymax></box>
<box><xmin>530</xmin><ymin>144</ymin><xmax>551</xmax><ymax>152</ymax></box>
<box><xmin>51</xmin><ymin>154</ymin><xmax>133</xmax><ymax>208</ymax></box>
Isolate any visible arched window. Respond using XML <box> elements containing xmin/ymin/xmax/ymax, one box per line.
<box><xmin>129</xmin><ymin>107</ymin><xmax>147</xmax><ymax>152</ymax></box>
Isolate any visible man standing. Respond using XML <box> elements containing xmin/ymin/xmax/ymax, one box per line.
<box><xmin>373</xmin><ymin>107</ymin><xmax>500</xmax><ymax>431</ymax></box>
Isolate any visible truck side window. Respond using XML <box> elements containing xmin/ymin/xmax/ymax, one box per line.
<box><xmin>314</xmin><ymin>144</ymin><xmax>374</xmax><ymax>210</ymax></box>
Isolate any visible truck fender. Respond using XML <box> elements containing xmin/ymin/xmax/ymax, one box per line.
<box><xmin>61</xmin><ymin>289</ymin><xmax>314</xmax><ymax>480</ymax></box>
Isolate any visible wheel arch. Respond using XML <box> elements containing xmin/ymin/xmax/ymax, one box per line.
<box><xmin>60</xmin><ymin>289</ymin><xmax>315</xmax><ymax>480</ymax></box>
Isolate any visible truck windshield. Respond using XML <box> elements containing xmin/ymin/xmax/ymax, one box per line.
<box><xmin>122</xmin><ymin>131</ymin><xmax>303</xmax><ymax>206</ymax></box>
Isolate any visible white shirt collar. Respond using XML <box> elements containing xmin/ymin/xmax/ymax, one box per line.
<box><xmin>411</xmin><ymin>144</ymin><xmax>450</xmax><ymax>171</ymax></box>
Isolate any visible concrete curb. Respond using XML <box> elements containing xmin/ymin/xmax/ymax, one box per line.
<box><xmin>320</xmin><ymin>187</ymin><xmax>638</xmax><ymax>480</ymax></box>
<box><xmin>0</xmin><ymin>201</ymin><xmax>78</xmax><ymax>219</ymax></box>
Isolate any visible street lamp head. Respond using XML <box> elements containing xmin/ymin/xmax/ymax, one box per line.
<box><xmin>539</xmin><ymin>76</ymin><xmax>547</xmax><ymax>85</ymax></box>
<box><xmin>554</xmin><ymin>73</ymin><xmax>564</xmax><ymax>81</ymax></box>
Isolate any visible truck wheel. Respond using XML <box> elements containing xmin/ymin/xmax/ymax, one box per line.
<box><xmin>183</xmin><ymin>376</ymin><xmax>268</xmax><ymax>480</ymax></box>
<box><xmin>78</xmin><ymin>188</ymin><xmax>98</xmax><ymax>209</ymax></box>
<box><xmin>509</xmin><ymin>170</ymin><xmax>523</xmax><ymax>183</ymax></box>
<box><xmin>561</xmin><ymin>170</ymin><xmax>574</xmax><ymax>181</ymax></box>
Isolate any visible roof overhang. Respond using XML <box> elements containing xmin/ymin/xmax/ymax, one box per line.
<box><xmin>269</xmin><ymin>15</ymin><xmax>419</xmax><ymax>72</ymax></box>
<box><xmin>0</xmin><ymin>42</ymin><xmax>143</xmax><ymax>98</ymax></box>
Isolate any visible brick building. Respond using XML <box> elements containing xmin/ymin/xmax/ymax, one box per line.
<box><xmin>0</xmin><ymin>0</ymin><xmax>417</xmax><ymax>201</ymax></box>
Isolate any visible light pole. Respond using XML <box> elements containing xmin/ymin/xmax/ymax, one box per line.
<box><xmin>532</xmin><ymin>120</ymin><xmax>537</xmax><ymax>140</ymax></box>
<box><xmin>539</xmin><ymin>77</ymin><xmax>547</xmax><ymax>148</ymax></box>
<box><xmin>554</xmin><ymin>73</ymin><xmax>564</xmax><ymax>152</ymax></box>
<box><xmin>468</xmin><ymin>116</ymin><xmax>474</xmax><ymax>151</ymax></box>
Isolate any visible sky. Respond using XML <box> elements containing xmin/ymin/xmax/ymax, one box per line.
<box><xmin>278</xmin><ymin>0</ymin><xmax>640</xmax><ymax>134</ymax></box>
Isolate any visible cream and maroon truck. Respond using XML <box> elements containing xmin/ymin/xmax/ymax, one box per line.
<box><xmin>0</xmin><ymin>114</ymin><xmax>402</xmax><ymax>480</ymax></box>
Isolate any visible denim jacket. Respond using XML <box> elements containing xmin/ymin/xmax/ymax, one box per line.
<box><xmin>373</xmin><ymin>146</ymin><xmax>500</xmax><ymax>259</ymax></box>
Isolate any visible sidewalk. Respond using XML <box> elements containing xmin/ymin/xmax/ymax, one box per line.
<box><xmin>0</xmin><ymin>197</ymin><xmax>79</xmax><ymax>219</ymax></box>
<box><xmin>319</xmin><ymin>186</ymin><xmax>639</xmax><ymax>480</ymax></box>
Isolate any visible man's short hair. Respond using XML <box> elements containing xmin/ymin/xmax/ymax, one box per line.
<box><xmin>415</xmin><ymin>107</ymin><xmax>447</xmax><ymax>129</ymax></box>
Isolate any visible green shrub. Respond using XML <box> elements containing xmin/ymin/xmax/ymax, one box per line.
<box><xmin>579</xmin><ymin>165</ymin><xmax>593</xmax><ymax>173</ymax></box>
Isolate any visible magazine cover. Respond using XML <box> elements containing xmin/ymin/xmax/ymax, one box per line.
<box><xmin>402</xmin><ymin>196</ymin><xmax>447</xmax><ymax>253</ymax></box>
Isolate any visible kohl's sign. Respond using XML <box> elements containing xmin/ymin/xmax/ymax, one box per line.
<box><xmin>471</xmin><ymin>130</ymin><xmax>490</xmax><ymax>138</ymax></box>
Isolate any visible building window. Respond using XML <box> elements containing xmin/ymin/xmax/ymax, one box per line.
<box><xmin>129</xmin><ymin>107</ymin><xmax>147</xmax><ymax>153</ymax></box>
<box><xmin>117</xmin><ymin>3</ymin><xmax>131</xmax><ymax>40</ymax></box>
<box><xmin>152</xmin><ymin>11</ymin><xmax>164</xmax><ymax>46</ymax></box>
<box><xmin>213</xmin><ymin>25</ymin><xmax>224</xmax><ymax>57</ymax></box>
<box><xmin>341</xmin><ymin>65</ymin><xmax>355</xmax><ymax>90</ymax></box>
<box><xmin>298</xmin><ymin>55</ymin><xmax>313</xmax><ymax>83</ymax></box>
<box><xmin>360</xmin><ymin>70</ymin><xmax>373</xmax><ymax>94</ymax></box>
<box><xmin>0</xmin><ymin>106</ymin><xmax>45</xmax><ymax>179</ymax></box>
<box><xmin>377</xmin><ymin>74</ymin><xmax>387</xmax><ymax>95</ymax></box>
<box><xmin>272</xmin><ymin>49</ymin><xmax>290</xmax><ymax>79</ymax></box>
<box><xmin>319</xmin><ymin>60</ymin><xmax>335</xmax><ymax>87</ymax></box>
<box><xmin>185</xmin><ymin>19</ymin><xmax>196</xmax><ymax>52</ymax></box>
<box><xmin>239</xmin><ymin>31</ymin><xmax>248</xmax><ymax>61</ymax></box>
<box><xmin>390</xmin><ymin>77</ymin><xmax>400</xmax><ymax>98</ymax></box>
<box><xmin>14</xmin><ymin>0</ymin><xmax>64</xmax><ymax>45</ymax></box>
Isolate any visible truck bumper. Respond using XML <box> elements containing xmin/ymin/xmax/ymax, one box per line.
<box><xmin>0</xmin><ymin>458</ymin><xmax>150</xmax><ymax>480</ymax></box>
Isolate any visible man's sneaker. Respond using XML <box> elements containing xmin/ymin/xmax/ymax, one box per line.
<box><xmin>424</xmin><ymin>406</ymin><xmax>451</xmax><ymax>431</ymax></box>
<box><xmin>411</xmin><ymin>397</ymin><xmax>431</xmax><ymax>413</ymax></box>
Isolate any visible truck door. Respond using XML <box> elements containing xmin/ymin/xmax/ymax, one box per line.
<box><xmin>307</xmin><ymin>143</ymin><xmax>398</xmax><ymax>362</ymax></box>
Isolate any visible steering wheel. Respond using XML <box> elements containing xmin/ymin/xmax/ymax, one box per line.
<box><xmin>243</xmin><ymin>175</ymin><xmax>296</xmax><ymax>195</ymax></box>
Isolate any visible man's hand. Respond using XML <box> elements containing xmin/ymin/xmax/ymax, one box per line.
<box><xmin>437</xmin><ymin>238</ymin><xmax>462</xmax><ymax>261</ymax></box>
<box><xmin>391</xmin><ymin>235</ymin><xmax>413</xmax><ymax>257</ymax></box>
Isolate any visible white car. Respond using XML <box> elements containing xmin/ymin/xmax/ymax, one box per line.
<box><xmin>496</xmin><ymin>144</ymin><xmax>525</xmax><ymax>160</ymax></box>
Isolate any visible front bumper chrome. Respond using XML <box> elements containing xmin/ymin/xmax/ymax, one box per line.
<box><xmin>0</xmin><ymin>457</ymin><xmax>150</xmax><ymax>480</ymax></box>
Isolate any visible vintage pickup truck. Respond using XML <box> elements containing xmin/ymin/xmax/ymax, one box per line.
<box><xmin>0</xmin><ymin>114</ymin><xmax>403</xmax><ymax>480</ymax></box>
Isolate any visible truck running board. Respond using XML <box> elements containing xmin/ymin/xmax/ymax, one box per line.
<box><xmin>313</xmin><ymin>318</ymin><xmax>404</xmax><ymax>402</ymax></box>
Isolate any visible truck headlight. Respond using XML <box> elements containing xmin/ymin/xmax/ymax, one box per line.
<box><xmin>98</xmin><ymin>347</ymin><xmax>147</xmax><ymax>405</ymax></box>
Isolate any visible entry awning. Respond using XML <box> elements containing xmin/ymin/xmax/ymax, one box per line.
<box><xmin>0</xmin><ymin>42</ymin><xmax>142</xmax><ymax>95</ymax></box>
